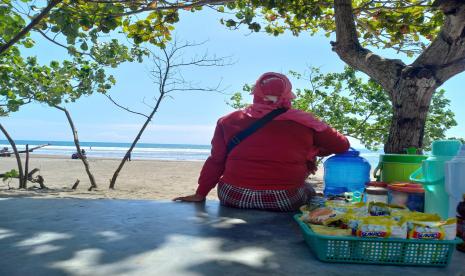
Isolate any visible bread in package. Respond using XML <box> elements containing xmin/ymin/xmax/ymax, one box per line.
<box><xmin>356</xmin><ymin>216</ymin><xmax>407</xmax><ymax>239</ymax></box>
<box><xmin>408</xmin><ymin>218</ymin><xmax>457</xmax><ymax>240</ymax></box>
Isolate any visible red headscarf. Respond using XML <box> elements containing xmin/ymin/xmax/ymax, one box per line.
<box><xmin>243</xmin><ymin>72</ymin><xmax>328</xmax><ymax>132</ymax></box>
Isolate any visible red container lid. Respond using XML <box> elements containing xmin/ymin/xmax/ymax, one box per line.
<box><xmin>366</xmin><ymin>181</ymin><xmax>388</xmax><ymax>188</ymax></box>
<box><xmin>388</xmin><ymin>183</ymin><xmax>424</xmax><ymax>194</ymax></box>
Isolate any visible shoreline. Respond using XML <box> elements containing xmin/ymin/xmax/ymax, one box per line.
<box><xmin>7</xmin><ymin>153</ymin><xmax>207</xmax><ymax>162</ymax></box>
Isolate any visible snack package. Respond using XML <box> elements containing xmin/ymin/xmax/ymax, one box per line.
<box><xmin>310</xmin><ymin>224</ymin><xmax>352</xmax><ymax>237</ymax></box>
<box><xmin>344</xmin><ymin>212</ymin><xmax>369</xmax><ymax>235</ymax></box>
<box><xmin>368</xmin><ymin>202</ymin><xmax>407</xmax><ymax>216</ymax></box>
<box><xmin>301</xmin><ymin>207</ymin><xmax>337</xmax><ymax>225</ymax></box>
<box><xmin>408</xmin><ymin>218</ymin><xmax>457</xmax><ymax>240</ymax></box>
<box><xmin>356</xmin><ymin>216</ymin><xmax>407</xmax><ymax>239</ymax></box>
<box><xmin>321</xmin><ymin>213</ymin><xmax>346</xmax><ymax>228</ymax></box>
<box><xmin>394</xmin><ymin>211</ymin><xmax>441</xmax><ymax>223</ymax></box>
<box><xmin>325</xmin><ymin>200</ymin><xmax>367</xmax><ymax>215</ymax></box>
<box><xmin>322</xmin><ymin>211</ymin><xmax>363</xmax><ymax>229</ymax></box>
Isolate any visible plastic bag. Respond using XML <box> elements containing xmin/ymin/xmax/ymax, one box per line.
<box><xmin>408</xmin><ymin>218</ymin><xmax>457</xmax><ymax>240</ymax></box>
<box><xmin>310</xmin><ymin>224</ymin><xmax>352</xmax><ymax>236</ymax></box>
<box><xmin>356</xmin><ymin>216</ymin><xmax>407</xmax><ymax>239</ymax></box>
<box><xmin>325</xmin><ymin>200</ymin><xmax>367</xmax><ymax>215</ymax></box>
<box><xmin>368</xmin><ymin>202</ymin><xmax>407</xmax><ymax>216</ymax></box>
<box><xmin>301</xmin><ymin>207</ymin><xmax>337</xmax><ymax>225</ymax></box>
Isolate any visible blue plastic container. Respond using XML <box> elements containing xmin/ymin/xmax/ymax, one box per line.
<box><xmin>324</xmin><ymin>148</ymin><xmax>371</xmax><ymax>196</ymax></box>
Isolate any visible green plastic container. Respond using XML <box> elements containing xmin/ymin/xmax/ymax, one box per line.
<box><xmin>294</xmin><ymin>214</ymin><xmax>461</xmax><ymax>266</ymax></box>
<box><xmin>374</xmin><ymin>153</ymin><xmax>427</xmax><ymax>183</ymax></box>
<box><xmin>410</xmin><ymin>140</ymin><xmax>462</xmax><ymax>219</ymax></box>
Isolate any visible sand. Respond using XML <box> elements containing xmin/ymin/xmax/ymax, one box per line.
<box><xmin>0</xmin><ymin>154</ymin><xmax>324</xmax><ymax>200</ymax></box>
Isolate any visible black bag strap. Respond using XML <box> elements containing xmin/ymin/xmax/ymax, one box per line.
<box><xmin>226</xmin><ymin>108</ymin><xmax>288</xmax><ymax>154</ymax></box>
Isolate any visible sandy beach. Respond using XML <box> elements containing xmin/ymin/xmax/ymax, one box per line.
<box><xmin>0</xmin><ymin>154</ymin><xmax>324</xmax><ymax>200</ymax></box>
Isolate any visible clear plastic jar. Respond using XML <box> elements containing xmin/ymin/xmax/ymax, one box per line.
<box><xmin>365</xmin><ymin>186</ymin><xmax>388</xmax><ymax>203</ymax></box>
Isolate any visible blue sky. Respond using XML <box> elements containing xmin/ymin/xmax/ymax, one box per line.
<box><xmin>1</xmin><ymin>9</ymin><xmax>464</xmax><ymax>147</ymax></box>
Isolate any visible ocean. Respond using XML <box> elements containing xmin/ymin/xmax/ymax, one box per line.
<box><xmin>0</xmin><ymin>140</ymin><xmax>381</xmax><ymax>167</ymax></box>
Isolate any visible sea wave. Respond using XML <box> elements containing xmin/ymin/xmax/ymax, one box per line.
<box><xmin>0</xmin><ymin>141</ymin><xmax>380</xmax><ymax>165</ymax></box>
<box><xmin>0</xmin><ymin>143</ymin><xmax>211</xmax><ymax>161</ymax></box>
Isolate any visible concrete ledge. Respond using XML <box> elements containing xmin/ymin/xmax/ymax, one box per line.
<box><xmin>0</xmin><ymin>198</ymin><xmax>463</xmax><ymax>275</ymax></box>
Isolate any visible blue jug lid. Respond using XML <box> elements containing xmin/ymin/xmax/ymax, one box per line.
<box><xmin>335</xmin><ymin>147</ymin><xmax>360</xmax><ymax>157</ymax></box>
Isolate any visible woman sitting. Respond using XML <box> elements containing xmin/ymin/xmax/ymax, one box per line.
<box><xmin>174</xmin><ymin>72</ymin><xmax>349</xmax><ymax>211</ymax></box>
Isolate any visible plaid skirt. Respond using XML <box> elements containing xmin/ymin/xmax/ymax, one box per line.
<box><xmin>217</xmin><ymin>182</ymin><xmax>310</xmax><ymax>212</ymax></box>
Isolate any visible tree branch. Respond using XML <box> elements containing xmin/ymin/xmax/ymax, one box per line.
<box><xmin>413</xmin><ymin>0</ymin><xmax>465</xmax><ymax>84</ymax></box>
<box><xmin>0</xmin><ymin>123</ymin><xmax>25</xmax><ymax>188</ymax></box>
<box><xmin>111</xmin><ymin>0</ymin><xmax>235</xmax><ymax>17</ymax></box>
<box><xmin>436</xmin><ymin>58</ymin><xmax>465</xmax><ymax>83</ymax></box>
<box><xmin>105</xmin><ymin>94</ymin><xmax>149</xmax><ymax>118</ymax></box>
<box><xmin>331</xmin><ymin>0</ymin><xmax>405</xmax><ymax>92</ymax></box>
<box><xmin>37</xmin><ymin>29</ymin><xmax>96</xmax><ymax>60</ymax></box>
<box><xmin>0</xmin><ymin>0</ymin><xmax>63</xmax><ymax>55</ymax></box>
<box><xmin>109</xmin><ymin>38</ymin><xmax>230</xmax><ymax>188</ymax></box>
<box><xmin>53</xmin><ymin>105</ymin><xmax>97</xmax><ymax>190</ymax></box>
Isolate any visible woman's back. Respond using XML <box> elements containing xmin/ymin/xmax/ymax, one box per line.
<box><xmin>219</xmin><ymin>110</ymin><xmax>315</xmax><ymax>190</ymax></box>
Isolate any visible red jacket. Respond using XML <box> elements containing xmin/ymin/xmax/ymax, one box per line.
<box><xmin>196</xmin><ymin>110</ymin><xmax>350</xmax><ymax>197</ymax></box>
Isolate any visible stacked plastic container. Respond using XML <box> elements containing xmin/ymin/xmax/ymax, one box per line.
<box><xmin>374</xmin><ymin>151</ymin><xmax>426</xmax><ymax>183</ymax></box>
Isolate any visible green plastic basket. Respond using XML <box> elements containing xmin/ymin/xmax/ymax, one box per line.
<box><xmin>294</xmin><ymin>214</ymin><xmax>462</xmax><ymax>266</ymax></box>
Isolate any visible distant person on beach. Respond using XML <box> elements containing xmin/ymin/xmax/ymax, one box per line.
<box><xmin>0</xmin><ymin>147</ymin><xmax>9</xmax><ymax>157</ymax></box>
<box><xmin>174</xmin><ymin>72</ymin><xmax>349</xmax><ymax>211</ymax></box>
<box><xmin>126</xmin><ymin>152</ymin><xmax>131</xmax><ymax>161</ymax></box>
<box><xmin>72</xmin><ymin>149</ymin><xmax>86</xmax><ymax>159</ymax></box>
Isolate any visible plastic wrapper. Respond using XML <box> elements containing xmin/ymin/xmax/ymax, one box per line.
<box><xmin>368</xmin><ymin>202</ymin><xmax>407</xmax><ymax>216</ymax></box>
<box><xmin>310</xmin><ymin>224</ymin><xmax>352</xmax><ymax>236</ymax></box>
<box><xmin>392</xmin><ymin>211</ymin><xmax>441</xmax><ymax>223</ymax></box>
<box><xmin>301</xmin><ymin>207</ymin><xmax>337</xmax><ymax>225</ymax></box>
<box><xmin>408</xmin><ymin>218</ymin><xmax>457</xmax><ymax>240</ymax></box>
<box><xmin>341</xmin><ymin>212</ymin><xmax>369</xmax><ymax>235</ymax></box>
<box><xmin>325</xmin><ymin>200</ymin><xmax>367</xmax><ymax>215</ymax></box>
<box><xmin>356</xmin><ymin>216</ymin><xmax>407</xmax><ymax>239</ymax></box>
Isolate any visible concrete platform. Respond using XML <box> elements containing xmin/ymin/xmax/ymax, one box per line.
<box><xmin>0</xmin><ymin>198</ymin><xmax>463</xmax><ymax>276</ymax></box>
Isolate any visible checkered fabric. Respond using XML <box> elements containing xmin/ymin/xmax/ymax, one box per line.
<box><xmin>217</xmin><ymin>182</ymin><xmax>309</xmax><ymax>212</ymax></box>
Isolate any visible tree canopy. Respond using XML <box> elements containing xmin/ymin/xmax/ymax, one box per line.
<box><xmin>220</xmin><ymin>0</ymin><xmax>442</xmax><ymax>56</ymax></box>
<box><xmin>1</xmin><ymin>0</ymin><xmax>464</xmax><ymax>153</ymax></box>
<box><xmin>0</xmin><ymin>44</ymin><xmax>146</xmax><ymax>114</ymax></box>
<box><xmin>0</xmin><ymin>1</ymin><xmax>445</xmax><ymax>57</ymax></box>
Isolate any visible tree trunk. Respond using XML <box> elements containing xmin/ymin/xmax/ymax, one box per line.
<box><xmin>109</xmin><ymin>96</ymin><xmax>164</xmax><ymax>189</ymax></box>
<box><xmin>384</xmin><ymin>72</ymin><xmax>437</xmax><ymax>153</ymax></box>
<box><xmin>54</xmin><ymin>106</ymin><xmax>97</xmax><ymax>191</ymax></box>
<box><xmin>332</xmin><ymin>0</ymin><xmax>465</xmax><ymax>154</ymax></box>
<box><xmin>24</xmin><ymin>144</ymin><xmax>29</xmax><ymax>189</ymax></box>
<box><xmin>71</xmin><ymin>179</ymin><xmax>80</xmax><ymax>190</ymax></box>
<box><xmin>0</xmin><ymin>123</ymin><xmax>24</xmax><ymax>188</ymax></box>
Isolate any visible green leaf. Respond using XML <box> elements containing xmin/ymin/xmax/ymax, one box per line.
<box><xmin>80</xmin><ymin>41</ymin><xmax>88</xmax><ymax>51</ymax></box>
<box><xmin>23</xmin><ymin>38</ymin><xmax>35</xmax><ymax>48</ymax></box>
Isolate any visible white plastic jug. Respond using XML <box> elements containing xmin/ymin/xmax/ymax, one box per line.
<box><xmin>445</xmin><ymin>144</ymin><xmax>465</xmax><ymax>218</ymax></box>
